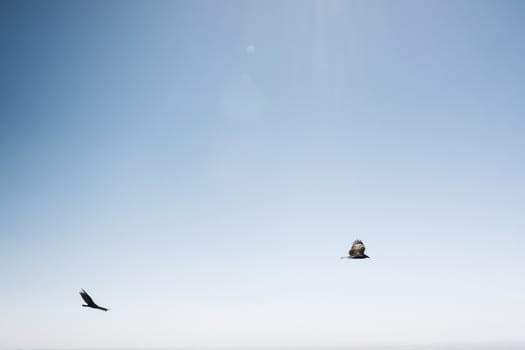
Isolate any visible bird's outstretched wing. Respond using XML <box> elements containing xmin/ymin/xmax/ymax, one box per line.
<box><xmin>349</xmin><ymin>240</ymin><xmax>366</xmax><ymax>257</ymax></box>
<box><xmin>80</xmin><ymin>289</ymin><xmax>96</xmax><ymax>306</ymax></box>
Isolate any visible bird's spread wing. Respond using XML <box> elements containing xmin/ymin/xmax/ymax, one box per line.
<box><xmin>349</xmin><ymin>240</ymin><xmax>366</xmax><ymax>257</ymax></box>
<box><xmin>80</xmin><ymin>289</ymin><xmax>96</xmax><ymax>306</ymax></box>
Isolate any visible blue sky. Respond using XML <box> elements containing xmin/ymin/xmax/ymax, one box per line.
<box><xmin>1</xmin><ymin>0</ymin><xmax>524</xmax><ymax>348</ymax></box>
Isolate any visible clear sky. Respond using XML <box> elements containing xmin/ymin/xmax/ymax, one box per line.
<box><xmin>1</xmin><ymin>0</ymin><xmax>524</xmax><ymax>349</ymax></box>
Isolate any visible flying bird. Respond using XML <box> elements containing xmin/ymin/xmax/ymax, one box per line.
<box><xmin>80</xmin><ymin>289</ymin><xmax>109</xmax><ymax>311</ymax></box>
<box><xmin>341</xmin><ymin>240</ymin><xmax>370</xmax><ymax>259</ymax></box>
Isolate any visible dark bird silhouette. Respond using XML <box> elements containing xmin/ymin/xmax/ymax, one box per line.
<box><xmin>341</xmin><ymin>240</ymin><xmax>370</xmax><ymax>259</ymax></box>
<box><xmin>80</xmin><ymin>289</ymin><xmax>109</xmax><ymax>311</ymax></box>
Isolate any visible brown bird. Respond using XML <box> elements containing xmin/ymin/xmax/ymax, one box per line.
<box><xmin>341</xmin><ymin>240</ymin><xmax>370</xmax><ymax>259</ymax></box>
<box><xmin>80</xmin><ymin>289</ymin><xmax>109</xmax><ymax>311</ymax></box>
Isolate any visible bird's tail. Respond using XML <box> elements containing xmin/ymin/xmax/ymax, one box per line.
<box><xmin>340</xmin><ymin>256</ymin><xmax>349</xmax><ymax>259</ymax></box>
<box><xmin>82</xmin><ymin>304</ymin><xmax>89</xmax><ymax>307</ymax></box>
<box><xmin>98</xmin><ymin>306</ymin><xmax>109</xmax><ymax>312</ymax></box>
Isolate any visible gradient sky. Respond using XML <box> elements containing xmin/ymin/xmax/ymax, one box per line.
<box><xmin>1</xmin><ymin>0</ymin><xmax>524</xmax><ymax>349</ymax></box>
